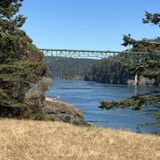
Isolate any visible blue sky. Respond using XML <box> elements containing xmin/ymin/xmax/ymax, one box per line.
<box><xmin>21</xmin><ymin>0</ymin><xmax>160</xmax><ymax>51</ymax></box>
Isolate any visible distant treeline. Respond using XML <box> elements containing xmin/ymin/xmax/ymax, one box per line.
<box><xmin>84</xmin><ymin>37</ymin><xmax>160</xmax><ymax>84</ymax></box>
<box><xmin>44</xmin><ymin>51</ymin><xmax>159</xmax><ymax>84</ymax></box>
<box><xmin>85</xmin><ymin>51</ymin><xmax>160</xmax><ymax>84</ymax></box>
<box><xmin>44</xmin><ymin>55</ymin><xmax>135</xmax><ymax>83</ymax></box>
<box><xmin>84</xmin><ymin>58</ymin><xmax>132</xmax><ymax>84</ymax></box>
<box><xmin>44</xmin><ymin>57</ymin><xmax>97</xmax><ymax>80</ymax></box>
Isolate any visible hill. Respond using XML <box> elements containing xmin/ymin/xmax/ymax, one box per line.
<box><xmin>44</xmin><ymin>57</ymin><xmax>98</xmax><ymax>80</ymax></box>
<box><xmin>84</xmin><ymin>57</ymin><xmax>132</xmax><ymax>84</ymax></box>
<box><xmin>0</xmin><ymin>119</ymin><xmax>160</xmax><ymax>160</ymax></box>
<box><xmin>85</xmin><ymin>51</ymin><xmax>160</xmax><ymax>85</ymax></box>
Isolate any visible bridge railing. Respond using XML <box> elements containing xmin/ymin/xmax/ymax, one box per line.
<box><xmin>40</xmin><ymin>48</ymin><xmax>151</xmax><ymax>60</ymax></box>
<box><xmin>40</xmin><ymin>49</ymin><xmax>118</xmax><ymax>59</ymax></box>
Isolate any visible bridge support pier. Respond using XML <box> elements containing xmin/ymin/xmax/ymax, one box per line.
<box><xmin>134</xmin><ymin>74</ymin><xmax>138</xmax><ymax>85</ymax></box>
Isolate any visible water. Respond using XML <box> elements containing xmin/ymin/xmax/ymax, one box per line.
<box><xmin>46</xmin><ymin>80</ymin><xmax>160</xmax><ymax>133</ymax></box>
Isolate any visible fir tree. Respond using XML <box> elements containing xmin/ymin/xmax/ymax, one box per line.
<box><xmin>100</xmin><ymin>11</ymin><xmax>160</xmax><ymax>130</ymax></box>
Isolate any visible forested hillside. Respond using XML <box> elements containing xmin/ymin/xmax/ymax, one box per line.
<box><xmin>85</xmin><ymin>37</ymin><xmax>160</xmax><ymax>85</ymax></box>
<box><xmin>44</xmin><ymin>57</ymin><xmax>98</xmax><ymax>80</ymax></box>
<box><xmin>84</xmin><ymin>58</ymin><xmax>131</xmax><ymax>84</ymax></box>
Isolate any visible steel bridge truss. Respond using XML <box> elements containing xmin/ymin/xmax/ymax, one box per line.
<box><xmin>40</xmin><ymin>49</ymin><xmax>148</xmax><ymax>59</ymax></box>
<box><xmin>40</xmin><ymin>49</ymin><xmax>118</xmax><ymax>59</ymax></box>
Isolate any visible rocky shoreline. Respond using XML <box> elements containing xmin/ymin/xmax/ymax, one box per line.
<box><xmin>43</xmin><ymin>98</ymin><xmax>85</xmax><ymax>125</ymax></box>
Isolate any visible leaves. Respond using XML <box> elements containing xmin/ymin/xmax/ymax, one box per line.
<box><xmin>143</xmin><ymin>11</ymin><xmax>160</xmax><ymax>26</ymax></box>
<box><xmin>100</xmin><ymin>95</ymin><xmax>160</xmax><ymax>110</ymax></box>
<box><xmin>0</xmin><ymin>0</ymin><xmax>23</xmax><ymax>19</ymax></box>
<box><xmin>122</xmin><ymin>34</ymin><xmax>136</xmax><ymax>47</ymax></box>
<box><xmin>99</xmin><ymin>11</ymin><xmax>160</xmax><ymax>130</ymax></box>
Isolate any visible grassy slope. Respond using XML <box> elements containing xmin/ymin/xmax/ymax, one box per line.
<box><xmin>0</xmin><ymin>119</ymin><xmax>160</xmax><ymax>160</ymax></box>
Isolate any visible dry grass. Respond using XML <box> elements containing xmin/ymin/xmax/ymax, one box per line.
<box><xmin>0</xmin><ymin>119</ymin><xmax>159</xmax><ymax>160</ymax></box>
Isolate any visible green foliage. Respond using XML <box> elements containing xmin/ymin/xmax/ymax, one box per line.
<box><xmin>0</xmin><ymin>0</ymin><xmax>43</xmax><ymax>64</ymax></box>
<box><xmin>0</xmin><ymin>60</ymin><xmax>45</xmax><ymax>81</ymax></box>
<box><xmin>122</xmin><ymin>34</ymin><xmax>136</xmax><ymax>47</ymax></box>
<box><xmin>121</xmin><ymin>10</ymin><xmax>160</xmax><ymax>80</ymax></box>
<box><xmin>85</xmin><ymin>58</ymin><xmax>132</xmax><ymax>84</ymax></box>
<box><xmin>44</xmin><ymin>57</ymin><xmax>97</xmax><ymax>80</ymax></box>
<box><xmin>0</xmin><ymin>0</ymin><xmax>24</xmax><ymax>19</ymax></box>
<box><xmin>31</xmin><ymin>112</ymin><xmax>47</xmax><ymax>120</ymax></box>
<box><xmin>31</xmin><ymin>112</ymin><xmax>55</xmax><ymax>121</ymax></box>
<box><xmin>121</xmin><ymin>17</ymin><xmax>160</xmax><ymax>80</ymax></box>
<box><xmin>85</xmin><ymin>38</ymin><xmax>160</xmax><ymax>84</ymax></box>
<box><xmin>99</xmin><ymin>11</ymin><xmax>160</xmax><ymax>131</ymax></box>
<box><xmin>0</xmin><ymin>0</ymin><xmax>47</xmax><ymax>119</ymax></box>
<box><xmin>100</xmin><ymin>95</ymin><xmax>160</xmax><ymax>110</ymax></box>
<box><xmin>122</xmin><ymin>35</ymin><xmax>160</xmax><ymax>52</ymax></box>
<box><xmin>143</xmin><ymin>11</ymin><xmax>160</xmax><ymax>26</ymax></box>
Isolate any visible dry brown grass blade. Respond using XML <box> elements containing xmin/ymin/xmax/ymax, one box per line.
<box><xmin>0</xmin><ymin>119</ymin><xmax>159</xmax><ymax>160</ymax></box>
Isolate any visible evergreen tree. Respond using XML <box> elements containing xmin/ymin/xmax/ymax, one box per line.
<box><xmin>0</xmin><ymin>0</ymin><xmax>43</xmax><ymax>63</ymax></box>
<box><xmin>143</xmin><ymin>11</ymin><xmax>160</xmax><ymax>26</ymax></box>
<box><xmin>0</xmin><ymin>0</ymin><xmax>48</xmax><ymax>119</ymax></box>
<box><xmin>100</xmin><ymin>11</ymin><xmax>160</xmax><ymax>130</ymax></box>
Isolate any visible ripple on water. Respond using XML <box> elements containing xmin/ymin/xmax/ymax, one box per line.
<box><xmin>46</xmin><ymin>80</ymin><xmax>160</xmax><ymax>133</ymax></box>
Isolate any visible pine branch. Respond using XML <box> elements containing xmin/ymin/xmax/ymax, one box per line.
<box><xmin>100</xmin><ymin>95</ymin><xmax>160</xmax><ymax>110</ymax></box>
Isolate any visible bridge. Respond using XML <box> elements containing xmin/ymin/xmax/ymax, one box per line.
<box><xmin>40</xmin><ymin>48</ymin><xmax>149</xmax><ymax>59</ymax></box>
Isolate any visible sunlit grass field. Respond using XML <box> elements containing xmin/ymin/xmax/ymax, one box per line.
<box><xmin>0</xmin><ymin>119</ymin><xmax>159</xmax><ymax>160</ymax></box>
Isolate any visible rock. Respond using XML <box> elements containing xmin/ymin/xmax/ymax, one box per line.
<box><xmin>127</xmin><ymin>76</ymin><xmax>156</xmax><ymax>86</ymax></box>
<box><xmin>138</xmin><ymin>76</ymin><xmax>156</xmax><ymax>86</ymax></box>
<box><xmin>24</xmin><ymin>77</ymin><xmax>52</xmax><ymax>109</ymax></box>
<box><xmin>127</xmin><ymin>79</ymin><xmax>136</xmax><ymax>85</ymax></box>
<box><xmin>43</xmin><ymin>100</ymin><xmax>85</xmax><ymax>125</ymax></box>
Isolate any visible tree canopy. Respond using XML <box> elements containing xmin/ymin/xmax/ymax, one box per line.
<box><xmin>143</xmin><ymin>11</ymin><xmax>160</xmax><ymax>26</ymax></box>
<box><xmin>100</xmin><ymin>11</ymin><xmax>160</xmax><ymax>131</ymax></box>
<box><xmin>0</xmin><ymin>0</ymin><xmax>48</xmax><ymax>119</ymax></box>
<box><xmin>0</xmin><ymin>0</ymin><xmax>43</xmax><ymax>63</ymax></box>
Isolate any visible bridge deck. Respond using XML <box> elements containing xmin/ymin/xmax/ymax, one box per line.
<box><xmin>40</xmin><ymin>48</ymin><xmax>150</xmax><ymax>59</ymax></box>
